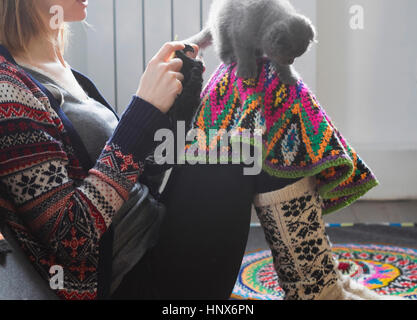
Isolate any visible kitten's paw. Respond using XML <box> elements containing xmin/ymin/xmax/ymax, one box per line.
<box><xmin>236</xmin><ymin>65</ymin><xmax>258</xmax><ymax>79</ymax></box>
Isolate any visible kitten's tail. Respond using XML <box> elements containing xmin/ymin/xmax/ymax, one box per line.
<box><xmin>184</xmin><ymin>27</ymin><xmax>213</xmax><ymax>50</ymax></box>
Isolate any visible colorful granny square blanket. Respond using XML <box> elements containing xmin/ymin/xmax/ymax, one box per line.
<box><xmin>183</xmin><ymin>58</ymin><xmax>379</xmax><ymax>215</ymax></box>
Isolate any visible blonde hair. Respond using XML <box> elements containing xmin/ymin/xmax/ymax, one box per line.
<box><xmin>0</xmin><ymin>0</ymin><xmax>69</xmax><ymax>56</ymax></box>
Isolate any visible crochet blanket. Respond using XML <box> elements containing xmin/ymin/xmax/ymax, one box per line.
<box><xmin>183</xmin><ymin>58</ymin><xmax>379</xmax><ymax>215</ymax></box>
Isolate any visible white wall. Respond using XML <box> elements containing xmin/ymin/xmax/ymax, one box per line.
<box><xmin>64</xmin><ymin>0</ymin><xmax>417</xmax><ymax>200</ymax></box>
<box><xmin>65</xmin><ymin>0</ymin><xmax>317</xmax><ymax>111</ymax></box>
<box><xmin>316</xmin><ymin>0</ymin><xmax>417</xmax><ymax>199</ymax></box>
<box><xmin>66</xmin><ymin>0</ymin><xmax>116</xmax><ymax>107</ymax></box>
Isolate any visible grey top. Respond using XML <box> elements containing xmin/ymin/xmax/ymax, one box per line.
<box><xmin>19</xmin><ymin>65</ymin><xmax>163</xmax><ymax>295</ymax></box>
<box><xmin>23</xmin><ymin>68</ymin><xmax>118</xmax><ymax>164</ymax></box>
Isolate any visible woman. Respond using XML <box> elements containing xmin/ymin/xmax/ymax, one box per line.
<box><xmin>0</xmin><ymin>0</ymin><xmax>191</xmax><ymax>300</ymax></box>
<box><xmin>0</xmin><ymin>0</ymin><xmax>389</xmax><ymax>300</ymax></box>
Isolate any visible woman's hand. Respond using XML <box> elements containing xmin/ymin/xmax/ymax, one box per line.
<box><xmin>136</xmin><ymin>42</ymin><xmax>192</xmax><ymax>114</ymax></box>
<box><xmin>185</xmin><ymin>44</ymin><xmax>200</xmax><ymax>59</ymax></box>
<box><xmin>186</xmin><ymin>44</ymin><xmax>205</xmax><ymax>72</ymax></box>
<box><xmin>136</xmin><ymin>42</ymin><xmax>201</xmax><ymax>114</ymax></box>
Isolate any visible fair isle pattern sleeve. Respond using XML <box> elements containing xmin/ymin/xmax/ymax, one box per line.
<box><xmin>0</xmin><ymin>57</ymin><xmax>170</xmax><ymax>299</ymax></box>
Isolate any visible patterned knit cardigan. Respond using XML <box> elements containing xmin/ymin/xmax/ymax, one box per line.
<box><xmin>0</xmin><ymin>46</ymin><xmax>170</xmax><ymax>299</ymax></box>
<box><xmin>184</xmin><ymin>58</ymin><xmax>379</xmax><ymax>215</ymax></box>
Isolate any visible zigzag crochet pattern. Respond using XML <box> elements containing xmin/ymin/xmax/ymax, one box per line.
<box><xmin>184</xmin><ymin>58</ymin><xmax>379</xmax><ymax>215</ymax></box>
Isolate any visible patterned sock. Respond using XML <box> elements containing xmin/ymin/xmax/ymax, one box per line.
<box><xmin>254</xmin><ymin>176</ymin><xmax>354</xmax><ymax>300</ymax></box>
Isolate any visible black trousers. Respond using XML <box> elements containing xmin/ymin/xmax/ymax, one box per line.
<box><xmin>111</xmin><ymin>164</ymin><xmax>301</xmax><ymax>299</ymax></box>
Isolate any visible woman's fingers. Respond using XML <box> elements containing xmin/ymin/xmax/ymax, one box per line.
<box><xmin>168</xmin><ymin>57</ymin><xmax>183</xmax><ymax>72</ymax></box>
<box><xmin>156</xmin><ymin>41</ymin><xmax>186</xmax><ymax>62</ymax></box>
<box><xmin>176</xmin><ymin>79</ymin><xmax>183</xmax><ymax>95</ymax></box>
<box><xmin>182</xmin><ymin>43</ymin><xmax>206</xmax><ymax>72</ymax></box>
<box><xmin>185</xmin><ymin>44</ymin><xmax>200</xmax><ymax>59</ymax></box>
<box><xmin>135</xmin><ymin>41</ymin><xmax>190</xmax><ymax>113</ymax></box>
<box><xmin>173</xmin><ymin>71</ymin><xmax>184</xmax><ymax>82</ymax></box>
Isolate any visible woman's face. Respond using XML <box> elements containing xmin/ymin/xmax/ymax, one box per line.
<box><xmin>38</xmin><ymin>0</ymin><xmax>88</xmax><ymax>23</ymax></box>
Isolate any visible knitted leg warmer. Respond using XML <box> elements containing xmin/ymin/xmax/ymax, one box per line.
<box><xmin>254</xmin><ymin>176</ymin><xmax>405</xmax><ymax>300</ymax></box>
<box><xmin>254</xmin><ymin>176</ymin><xmax>359</xmax><ymax>300</ymax></box>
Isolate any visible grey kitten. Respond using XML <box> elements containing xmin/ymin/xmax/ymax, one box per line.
<box><xmin>186</xmin><ymin>0</ymin><xmax>316</xmax><ymax>85</ymax></box>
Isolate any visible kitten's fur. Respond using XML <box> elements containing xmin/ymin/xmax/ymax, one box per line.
<box><xmin>186</xmin><ymin>0</ymin><xmax>316</xmax><ymax>85</ymax></box>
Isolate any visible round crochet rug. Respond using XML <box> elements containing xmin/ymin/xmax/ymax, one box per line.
<box><xmin>231</xmin><ymin>244</ymin><xmax>417</xmax><ymax>300</ymax></box>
